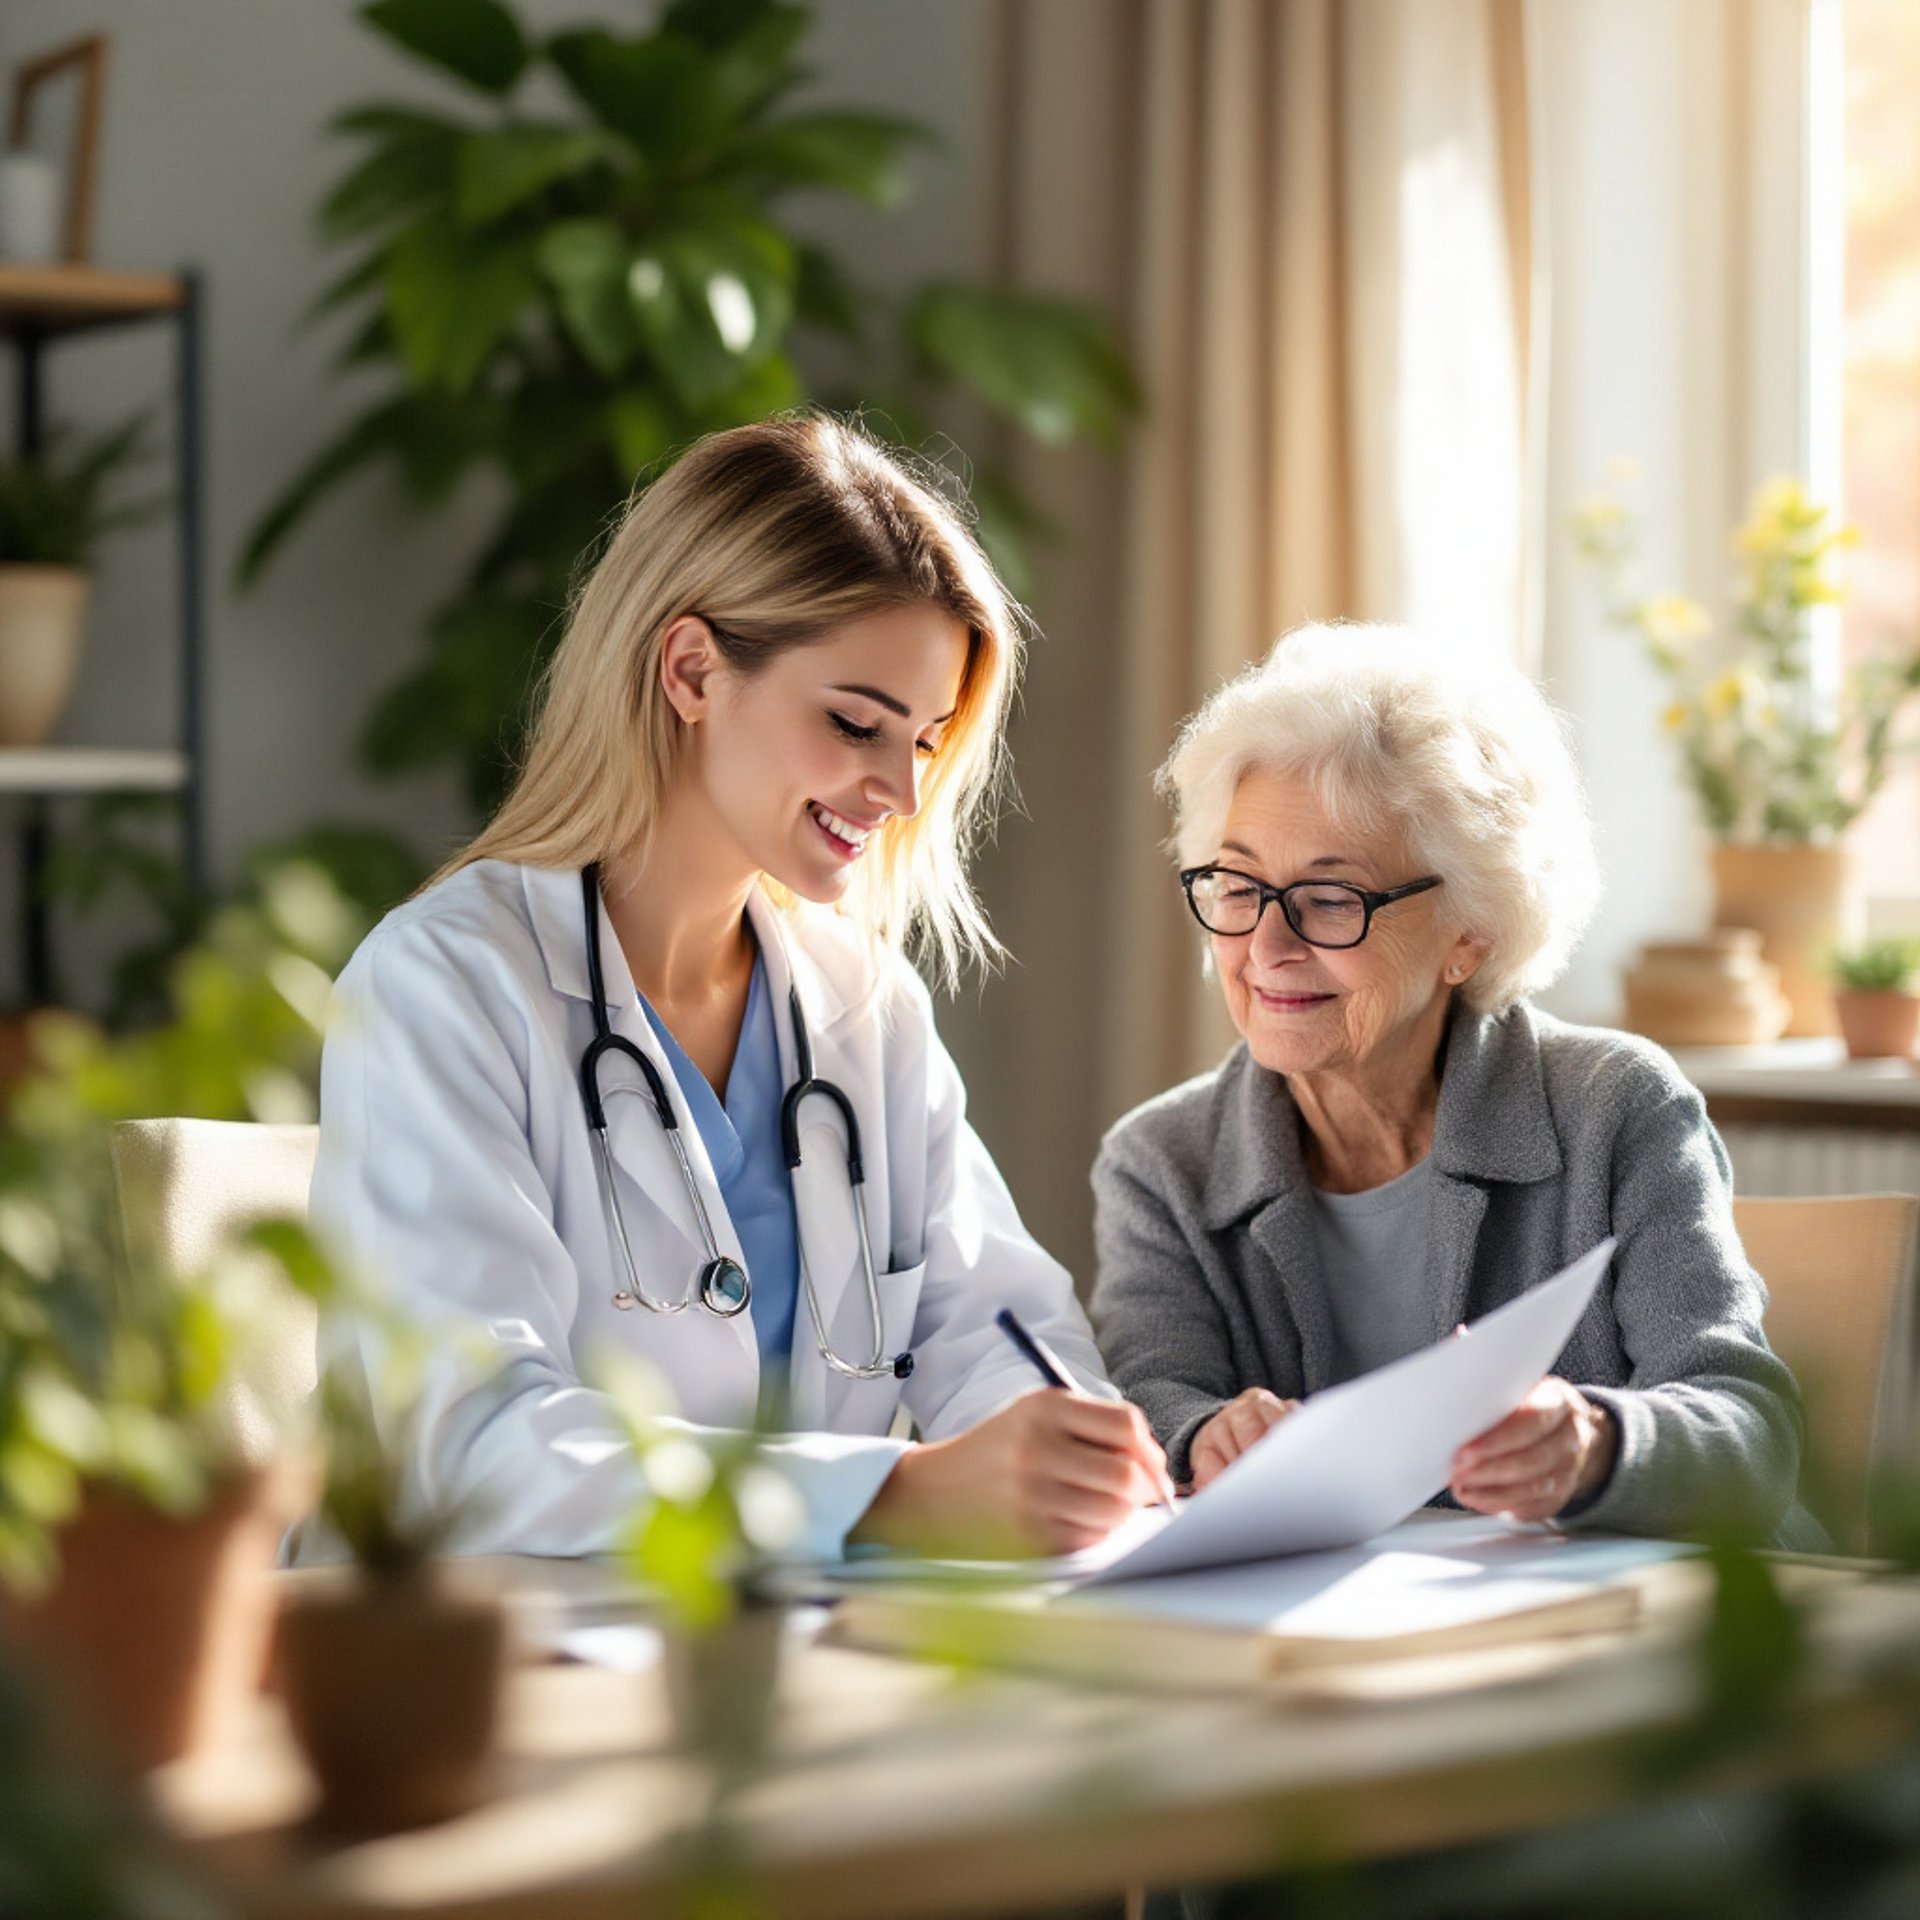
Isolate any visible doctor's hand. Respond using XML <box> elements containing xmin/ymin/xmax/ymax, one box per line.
<box><xmin>849</xmin><ymin>1388</ymin><xmax>1175</xmax><ymax>1558</ymax></box>
<box><xmin>1449</xmin><ymin>1376</ymin><xmax>1617</xmax><ymax>1523</ymax></box>
<box><xmin>1187</xmin><ymin>1388</ymin><xmax>1300</xmax><ymax>1492</ymax></box>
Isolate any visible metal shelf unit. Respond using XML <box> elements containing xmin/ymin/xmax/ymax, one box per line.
<box><xmin>0</xmin><ymin>261</ymin><xmax>205</xmax><ymax>1003</ymax></box>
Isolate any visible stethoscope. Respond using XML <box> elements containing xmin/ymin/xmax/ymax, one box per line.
<box><xmin>578</xmin><ymin>866</ymin><xmax>914</xmax><ymax>1381</ymax></box>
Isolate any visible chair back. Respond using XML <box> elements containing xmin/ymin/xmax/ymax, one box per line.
<box><xmin>1735</xmin><ymin>1191</ymin><xmax>1920</xmax><ymax>1552</ymax></box>
<box><xmin>111</xmin><ymin>1118</ymin><xmax>321</xmax><ymax>1469</ymax></box>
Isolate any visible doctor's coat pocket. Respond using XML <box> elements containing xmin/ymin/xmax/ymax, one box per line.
<box><xmin>878</xmin><ymin>1257</ymin><xmax>927</xmax><ymax>1358</ymax></box>
<box><xmin>823</xmin><ymin>1258</ymin><xmax>926</xmax><ymax>1430</ymax></box>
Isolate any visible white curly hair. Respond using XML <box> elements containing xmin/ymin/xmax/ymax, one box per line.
<box><xmin>1157</xmin><ymin>622</ymin><xmax>1601</xmax><ymax>1013</ymax></box>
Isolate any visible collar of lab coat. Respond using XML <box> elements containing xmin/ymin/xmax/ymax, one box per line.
<box><xmin>517</xmin><ymin>862</ymin><xmax>887</xmax><ymax>1429</ymax></box>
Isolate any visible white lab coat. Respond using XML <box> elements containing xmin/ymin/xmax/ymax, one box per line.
<box><xmin>309</xmin><ymin>859</ymin><xmax>1109</xmax><ymax>1560</ymax></box>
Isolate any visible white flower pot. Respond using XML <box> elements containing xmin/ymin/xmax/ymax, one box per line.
<box><xmin>0</xmin><ymin>564</ymin><xmax>90</xmax><ymax>747</ymax></box>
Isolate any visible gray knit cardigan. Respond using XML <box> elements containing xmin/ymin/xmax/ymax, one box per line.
<box><xmin>1090</xmin><ymin>999</ymin><xmax>1822</xmax><ymax>1547</ymax></box>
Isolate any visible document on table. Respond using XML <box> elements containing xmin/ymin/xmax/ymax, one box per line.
<box><xmin>828</xmin><ymin>1236</ymin><xmax>1615</xmax><ymax>1590</ymax></box>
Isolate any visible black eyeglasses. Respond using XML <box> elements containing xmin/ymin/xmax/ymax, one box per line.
<box><xmin>1179</xmin><ymin>866</ymin><xmax>1444</xmax><ymax>948</ymax></box>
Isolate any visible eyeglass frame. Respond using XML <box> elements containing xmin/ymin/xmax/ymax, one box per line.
<box><xmin>1178</xmin><ymin>865</ymin><xmax>1444</xmax><ymax>949</ymax></box>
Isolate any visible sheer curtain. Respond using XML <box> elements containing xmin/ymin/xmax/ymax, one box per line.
<box><xmin>1101</xmin><ymin>0</ymin><xmax>1539</xmax><ymax>1121</ymax></box>
<box><xmin>951</xmin><ymin>0</ymin><xmax>1540</xmax><ymax>1281</ymax></box>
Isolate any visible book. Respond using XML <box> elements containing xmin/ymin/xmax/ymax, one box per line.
<box><xmin>821</xmin><ymin>1516</ymin><xmax>1698</xmax><ymax>1689</ymax></box>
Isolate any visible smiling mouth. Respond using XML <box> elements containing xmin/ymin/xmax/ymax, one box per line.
<box><xmin>1252</xmin><ymin>986</ymin><xmax>1337</xmax><ymax>1010</ymax></box>
<box><xmin>809</xmin><ymin>801</ymin><xmax>876</xmax><ymax>858</ymax></box>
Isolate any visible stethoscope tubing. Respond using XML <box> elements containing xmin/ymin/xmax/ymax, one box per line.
<box><xmin>579</xmin><ymin>864</ymin><xmax>911</xmax><ymax>1379</ymax></box>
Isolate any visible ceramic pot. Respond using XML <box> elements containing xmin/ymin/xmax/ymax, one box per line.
<box><xmin>661</xmin><ymin>1601</ymin><xmax>784</xmax><ymax>1769</ymax></box>
<box><xmin>0</xmin><ymin>1470</ymin><xmax>284</xmax><ymax>1773</ymax></box>
<box><xmin>278</xmin><ymin>1576</ymin><xmax>506</xmax><ymax>1834</ymax></box>
<box><xmin>1622</xmin><ymin>929</ymin><xmax>1789</xmax><ymax>1047</ymax></box>
<box><xmin>0</xmin><ymin>564</ymin><xmax>89</xmax><ymax>747</ymax></box>
<box><xmin>1833</xmin><ymin>989</ymin><xmax>1920</xmax><ymax>1062</ymax></box>
<box><xmin>1709</xmin><ymin>842</ymin><xmax>1860</xmax><ymax>1038</ymax></box>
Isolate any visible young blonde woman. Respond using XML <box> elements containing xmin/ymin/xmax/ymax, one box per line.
<box><xmin>311</xmin><ymin>417</ymin><xmax>1171</xmax><ymax>1562</ymax></box>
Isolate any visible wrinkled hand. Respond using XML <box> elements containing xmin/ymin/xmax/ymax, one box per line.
<box><xmin>1188</xmin><ymin>1388</ymin><xmax>1300</xmax><ymax>1492</ymax></box>
<box><xmin>1450</xmin><ymin>1376</ymin><xmax>1616</xmax><ymax>1522</ymax></box>
<box><xmin>852</xmin><ymin>1388</ymin><xmax>1176</xmax><ymax>1558</ymax></box>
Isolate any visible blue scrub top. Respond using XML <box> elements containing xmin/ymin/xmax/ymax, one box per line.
<box><xmin>639</xmin><ymin>955</ymin><xmax>801</xmax><ymax>1385</ymax></box>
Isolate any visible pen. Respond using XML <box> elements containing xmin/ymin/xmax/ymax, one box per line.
<box><xmin>993</xmin><ymin>1308</ymin><xmax>1179</xmax><ymax>1512</ymax></box>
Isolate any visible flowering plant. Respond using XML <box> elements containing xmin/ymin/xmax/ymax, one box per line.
<box><xmin>1574</xmin><ymin>474</ymin><xmax>1920</xmax><ymax>842</ymax></box>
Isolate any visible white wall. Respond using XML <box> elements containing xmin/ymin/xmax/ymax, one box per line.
<box><xmin>0</xmin><ymin>0</ymin><xmax>982</xmax><ymax>1007</ymax></box>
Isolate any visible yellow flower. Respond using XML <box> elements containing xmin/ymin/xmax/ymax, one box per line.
<box><xmin>1736</xmin><ymin>474</ymin><xmax>1819</xmax><ymax>554</ymax></box>
<box><xmin>1638</xmin><ymin>595</ymin><xmax>1712</xmax><ymax>647</ymax></box>
<box><xmin>1705</xmin><ymin>670</ymin><xmax>1746</xmax><ymax>718</ymax></box>
<box><xmin>1661</xmin><ymin>701</ymin><xmax>1691</xmax><ymax>734</ymax></box>
<box><xmin>1572</xmin><ymin>494</ymin><xmax>1628</xmax><ymax>537</ymax></box>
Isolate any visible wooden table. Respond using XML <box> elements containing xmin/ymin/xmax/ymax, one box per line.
<box><xmin>150</xmin><ymin>1558</ymin><xmax>1920</xmax><ymax>1920</ymax></box>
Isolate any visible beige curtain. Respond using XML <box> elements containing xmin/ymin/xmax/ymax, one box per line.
<box><xmin>947</xmin><ymin>0</ymin><xmax>1538</xmax><ymax>1282</ymax></box>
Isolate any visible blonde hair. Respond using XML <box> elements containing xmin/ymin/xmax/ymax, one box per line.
<box><xmin>1158</xmin><ymin>622</ymin><xmax>1601</xmax><ymax>1013</ymax></box>
<box><xmin>438</xmin><ymin>416</ymin><xmax>1023</xmax><ymax>986</ymax></box>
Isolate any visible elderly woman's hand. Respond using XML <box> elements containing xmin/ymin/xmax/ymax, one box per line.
<box><xmin>1188</xmin><ymin>1387</ymin><xmax>1300</xmax><ymax>1491</ymax></box>
<box><xmin>1450</xmin><ymin>1377</ymin><xmax>1617</xmax><ymax>1522</ymax></box>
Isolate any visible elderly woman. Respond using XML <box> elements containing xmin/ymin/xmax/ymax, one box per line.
<box><xmin>1092</xmin><ymin>623</ymin><xmax>1817</xmax><ymax>1546</ymax></box>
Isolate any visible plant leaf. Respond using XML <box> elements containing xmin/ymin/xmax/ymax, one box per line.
<box><xmin>320</xmin><ymin>113</ymin><xmax>463</xmax><ymax>241</ymax></box>
<box><xmin>360</xmin><ymin>0</ymin><xmax>529</xmax><ymax>96</ymax></box>
<box><xmin>235</xmin><ymin>393</ymin><xmax>497</xmax><ymax>586</ymax></box>
<box><xmin>660</xmin><ymin>0</ymin><xmax>811</xmax><ymax>119</ymax></box>
<box><xmin>793</xmin><ymin>241</ymin><xmax>864</xmax><ymax>339</ymax></box>
<box><xmin>730</xmin><ymin>110</ymin><xmax>931</xmax><ymax>207</ymax></box>
<box><xmin>905</xmin><ymin>284</ymin><xmax>1141</xmax><ymax>452</ymax></box>
<box><xmin>608</xmin><ymin>387</ymin><xmax>677</xmax><ymax>478</ymax></box>
<box><xmin>360</xmin><ymin>592</ymin><xmax>556</xmax><ymax>784</ymax></box>
<box><xmin>628</xmin><ymin>208</ymin><xmax>795</xmax><ymax>409</ymax></box>
<box><xmin>536</xmin><ymin>218</ymin><xmax>640</xmax><ymax>376</ymax></box>
<box><xmin>305</xmin><ymin>244</ymin><xmax>390</xmax><ymax>323</ymax></box>
<box><xmin>245</xmin><ymin>824</ymin><xmax>426</xmax><ymax>926</ymax></box>
<box><xmin>456</xmin><ymin>122</ymin><xmax>610</xmax><ymax>225</ymax></box>
<box><xmin>545</xmin><ymin>29</ymin><xmax>729</xmax><ymax>171</ymax></box>
<box><xmin>385</xmin><ymin>215</ymin><xmax>541</xmax><ymax>392</ymax></box>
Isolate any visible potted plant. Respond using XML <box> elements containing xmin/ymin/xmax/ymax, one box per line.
<box><xmin>238</xmin><ymin>0</ymin><xmax>1139</xmax><ymax>821</ymax></box>
<box><xmin>1575</xmin><ymin>475</ymin><xmax>1920</xmax><ymax>1036</ymax></box>
<box><xmin>0</xmin><ymin>864</ymin><xmax>362</xmax><ymax>1772</ymax></box>
<box><xmin>276</xmin><ymin>1340</ymin><xmax>507</xmax><ymax>1836</ymax></box>
<box><xmin>1829</xmin><ymin>937</ymin><xmax>1920</xmax><ymax>1062</ymax></box>
<box><xmin>603</xmin><ymin>1357</ymin><xmax>806</xmax><ymax>1775</ymax></box>
<box><xmin>0</xmin><ymin>416</ymin><xmax>157</xmax><ymax>748</ymax></box>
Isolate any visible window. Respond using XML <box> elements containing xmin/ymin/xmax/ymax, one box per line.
<box><xmin>1841</xmin><ymin>0</ymin><xmax>1920</xmax><ymax>913</ymax></box>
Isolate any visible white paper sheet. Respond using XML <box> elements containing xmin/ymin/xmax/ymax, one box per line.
<box><xmin>828</xmin><ymin>1237</ymin><xmax>1615</xmax><ymax>1589</ymax></box>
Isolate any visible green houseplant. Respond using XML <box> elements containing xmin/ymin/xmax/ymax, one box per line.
<box><xmin>602</xmin><ymin>1354</ymin><xmax>806</xmax><ymax>1773</ymax></box>
<box><xmin>1828</xmin><ymin>935</ymin><xmax>1920</xmax><ymax>1062</ymax></box>
<box><xmin>0</xmin><ymin>863</ymin><xmax>363</xmax><ymax>1770</ymax></box>
<box><xmin>0</xmin><ymin>415</ymin><xmax>158</xmax><ymax>749</ymax></box>
<box><xmin>1575</xmin><ymin>474</ymin><xmax>1920</xmax><ymax>1036</ymax></box>
<box><xmin>238</xmin><ymin>0</ymin><xmax>1139</xmax><ymax>819</ymax></box>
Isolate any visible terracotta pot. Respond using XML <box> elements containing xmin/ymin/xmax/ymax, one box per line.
<box><xmin>1709</xmin><ymin>842</ymin><xmax>1861</xmax><ymax>1038</ymax></box>
<box><xmin>0</xmin><ymin>564</ymin><xmax>89</xmax><ymax>747</ymax></box>
<box><xmin>0</xmin><ymin>1471</ymin><xmax>284</xmax><ymax>1773</ymax></box>
<box><xmin>278</xmin><ymin>1576</ymin><xmax>505</xmax><ymax>1834</ymax></box>
<box><xmin>1833</xmin><ymin>988</ymin><xmax>1920</xmax><ymax>1062</ymax></box>
<box><xmin>661</xmin><ymin>1601</ymin><xmax>784</xmax><ymax>1768</ymax></box>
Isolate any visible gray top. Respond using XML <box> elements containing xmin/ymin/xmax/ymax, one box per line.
<box><xmin>1089</xmin><ymin>999</ymin><xmax>1823</xmax><ymax>1549</ymax></box>
<box><xmin>1310</xmin><ymin>1158</ymin><xmax>1434</xmax><ymax>1386</ymax></box>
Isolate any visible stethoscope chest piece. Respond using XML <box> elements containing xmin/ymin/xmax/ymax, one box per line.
<box><xmin>701</xmin><ymin>1256</ymin><xmax>750</xmax><ymax>1316</ymax></box>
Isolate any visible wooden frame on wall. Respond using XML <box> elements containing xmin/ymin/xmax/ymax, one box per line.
<box><xmin>8</xmin><ymin>33</ymin><xmax>109</xmax><ymax>265</ymax></box>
